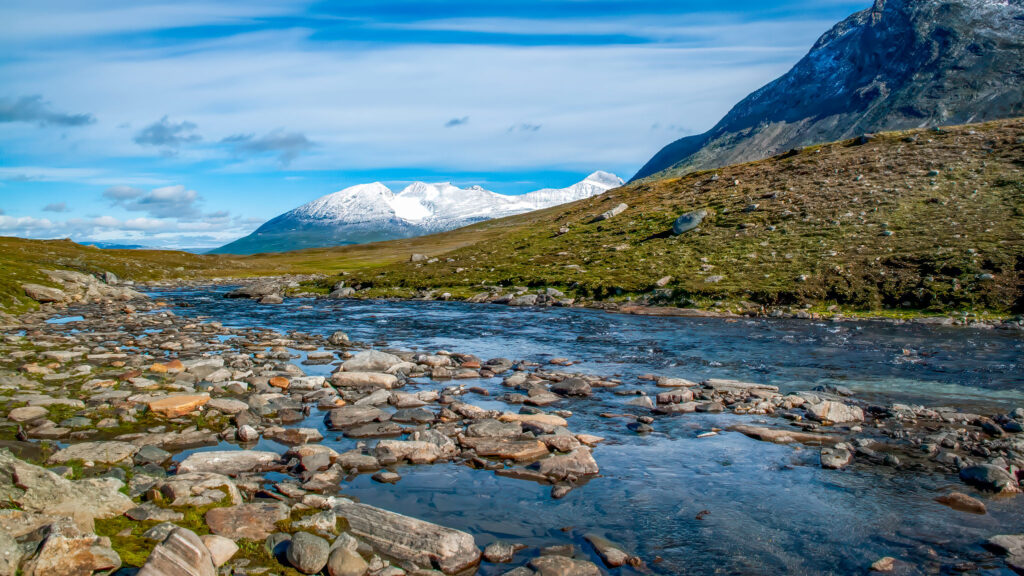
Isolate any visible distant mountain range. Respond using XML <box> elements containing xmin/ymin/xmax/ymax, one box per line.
<box><xmin>632</xmin><ymin>0</ymin><xmax>1024</xmax><ymax>181</ymax></box>
<box><xmin>211</xmin><ymin>171</ymin><xmax>623</xmax><ymax>254</ymax></box>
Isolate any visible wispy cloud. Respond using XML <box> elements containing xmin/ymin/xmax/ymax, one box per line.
<box><xmin>43</xmin><ymin>202</ymin><xmax>69</xmax><ymax>212</ymax></box>
<box><xmin>134</xmin><ymin>116</ymin><xmax>201</xmax><ymax>148</ymax></box>
<box><xmin>508</xmin><ymin>122</ymin><xmax>542</xmax><ymax>133</ymax></box>
<box><xmin>221</xmin><ymin>130</ymin><xmax>315</xmax><ymax>165</ymax></box>
<box><xmin>0</xmin><ymin>167</ymin><xmax>168</xmax><ymax>187</ymax></box>
<box><xmin>0</xmin><ymin>95</ymin><xmax>95</xmax><ymax>126</ymax></box>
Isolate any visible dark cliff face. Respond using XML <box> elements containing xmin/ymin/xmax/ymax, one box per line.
<box><xmin>632</xmin><ymin>0</ymin><xmax>1024</xmax><ymax>181</ymax></box>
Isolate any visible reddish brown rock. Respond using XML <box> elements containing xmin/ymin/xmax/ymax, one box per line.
<box><xmin>935</xmin><ymin>492</ymin><xmax>987</xmax><ymax>514</ymax></box>
<box><xmin>148</xmin><ymin>394</ymin><xmax>210</xmax><ymax>418</ymax></box>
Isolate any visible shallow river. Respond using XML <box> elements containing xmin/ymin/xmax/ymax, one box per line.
<box><xmin>154</xmin><ymin>288</ymin><xmax>1024</xmax><ymax>575</ymax></box>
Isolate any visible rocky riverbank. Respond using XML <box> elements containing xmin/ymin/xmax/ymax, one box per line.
<box><xmin>3</xmin><ymin>274</ymin><xmax>1023</xmax><ymax>574</ymax></box>
<box><xmin>146</xmin><ymin>275</ymin><xmax>1024</xmax><ymax>330</ymax></box>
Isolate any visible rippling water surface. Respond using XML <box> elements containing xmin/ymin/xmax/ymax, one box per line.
<box><xmin>156</xmin><ymin>288</ymin><xmax>1024</xmax><ymax>575</ymax></box>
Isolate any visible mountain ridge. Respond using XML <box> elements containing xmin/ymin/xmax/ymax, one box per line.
<box><xmin>211</xmin><ymin>171</ymin><xmax>623</xmax><ymax>255</ymax></box>
<box><xmin>632</xmin><ymin>0</ymin><xmax>1024</xmax><ymax>181</ymax></box>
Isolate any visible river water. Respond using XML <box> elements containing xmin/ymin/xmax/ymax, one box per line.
<box><xmin>155</xmin><ymin>288</ymin><xmax>1024</xmax><ymax>575</ymax></box>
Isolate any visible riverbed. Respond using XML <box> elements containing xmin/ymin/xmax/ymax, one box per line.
<box><xmin>150</xmin><ymin>287</ymin><xmax>1024</xmax><ymax>575</ymax></box>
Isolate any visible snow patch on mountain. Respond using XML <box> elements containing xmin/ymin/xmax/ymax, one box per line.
<box><xmin>211</xmin><ymin>171</ymin><xmax>623</xmax><ymax>254</ymax></box>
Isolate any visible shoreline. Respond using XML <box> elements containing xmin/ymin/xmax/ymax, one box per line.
<box><xmin>134</xmin><ymin>275</ymin><xmax>1024</xmax><ymax>331</ymax></box>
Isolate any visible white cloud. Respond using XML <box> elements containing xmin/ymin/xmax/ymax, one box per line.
<box><xmin>0</xmin><ymin>212</ymin><xmax>256</xmax><ymax>249</ymax></box>
<box><xmin>0</xmin><ymin>166</ymin><xmax>169</xmax><ymax>187</ymax></box>
<box><xmin>103</xmin><ymin>184</ymin><xmax>202</xmax><ymax>219</ymax></box>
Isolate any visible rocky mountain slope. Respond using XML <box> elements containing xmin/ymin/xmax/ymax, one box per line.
<box><xmin>632</xmin><ymin>0</ymin><xmax>1024</xmax><ymax>181</ymax></box>
<box><xmin>212</xmin><ymin>172</ymin><xmax>622</xmax><ymax>255</ymax></box>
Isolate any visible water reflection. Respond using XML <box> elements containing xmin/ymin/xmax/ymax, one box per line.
<box><xmin>152</xmin><ymin>288</ymin><xmax>1023</xmax><ymax>574</ymax></box>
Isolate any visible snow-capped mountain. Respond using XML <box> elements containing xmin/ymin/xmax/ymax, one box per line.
<box><xmin>211</xmin><ymin>171</ymin><xmax>622</xmax><ymax>254</ymax></box>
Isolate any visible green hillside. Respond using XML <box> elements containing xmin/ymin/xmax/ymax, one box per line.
<box><xmin>314</xmin><ymin>118</ymin><xmax>1024</xmax><ymax>316</ymax></box>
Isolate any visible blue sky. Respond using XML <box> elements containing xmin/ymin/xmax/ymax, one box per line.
<box><xmin>0</xmin><ymin>0</ymin><xmax>868</xmax><ymax>249</ymax></box>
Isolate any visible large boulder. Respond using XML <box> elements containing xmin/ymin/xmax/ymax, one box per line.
<box><xmin>331</xmin><ymin>372</ymin><xmax>399</xmax><ymax>389</ymax></box>
<box><xmin>20</xmin><ymin>518</ymin><xmax>121</xmax><ymax>576</ymax></box>
<box><xmin>326</xmin><ymin>546</ymin><xmax>368</xmax><ymax>576</ymax></box>
<box><xmin>22</xmin><ymin>284</ymin><xmax>67</xmax><ymax>304</ymax></box>
<box><xmin>731</xmin><ymin>424</ymin><xmax>839</xmax><ymax>446</ymax></box>
<box><xmin>550</xmin><ymin>378</ymin><xmax>592</xmax><ymax>397</ymax></box>
<box><xmin>151</xmin><ymin>472</ymin><xmax>242</xmax><ymax>507</ymax></box>
<box><xmin>498</xmin><ymin>413</ymin><xmax>568</xmax><ymax>433</ymax></box>
<box><xmin>590</xmin><ymin>202</ymin><xmax>628</xmax><ymax>223</ymax></box>
<box><xmin>326</xmin><ymin>405</ymin><xmax>390</xmax><ymax>430</ymax></box>
<box><xmin>200</xmin><ymin>534</ymin><xmax>238</xmax><ymax>568</ymax></box>
<box><xmin>48</xmin><ymin>441</ymin><xmax>140</xmax><ymax>465</ymax></box>
<box><xmin>341</xmin><ymin>350</ymin><xmax>403</xmax><ymax>372</ymax></box>
<box><xmin>6</xmin><ymin>406</ymin><xmax>49</xmax><ymax>422</ymax></box>
<box><xmin>137</xmin><ymin>527</ymin><xmax>216</xmax><ymax>576</ymax></box>
<box><xmin>374</xmin><ymin>440</ymin><xmax>444</xmax><ymax>464</ymax></box>
<box><xmin>805</xmin><ymin>401</ymin><xmax>864</xmax><ymax>424</ymax></box>
<box><xmin>671</xmin><ymin>209</ymin><xmax>708</xmax><ymax>235</ymax></box>
<box><xmin>205</xmin><ymin>503</ymin><xmax>290</xmax><ymax>540</ymax></box>
<box><xmin>333</xmin><ymin>501</ymin><xmax>480</xmax><ymax>575</ymax></box>
<box><xmin>1</xmin><ymin>450</ymin><xmax>134</xmax><ymax>531</ymax></box>
<box><xmin>176</xmin><ymin>450</ymin><xmax>280</xmax><ymax>476</ymax></box>
<box><xmin>465</xmin><ymin>419</ymin><xmax>522</xmax><ymax>438</ymax></box>
<box><xmin>287</xmin><ymin>532</ymin><xmax>330</xmax><ymax>574</ymax></box>
<box><xmin>534</xmin><ymin>447</ymin><xmax>600</xmax><ymax>481</ymax></box>
<box><xmin>147</xmin><ymin>394</ymin><xmax>211</xmax><ymax>418</ymax></box>
<box><xmin>459</xmin><ymin>438</ymin><xmax>549</xmax><ymax>462</ymax></box>
<box><xmin>960</xmin><ymin>465</ymin><xmax>1021</xmax><ymax>494</ymax></box>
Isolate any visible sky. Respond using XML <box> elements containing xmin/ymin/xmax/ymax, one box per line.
<box><xmin>0</xmin><ymin>0</ymin><xmax>869</xmax><ymax>250</ymax></box>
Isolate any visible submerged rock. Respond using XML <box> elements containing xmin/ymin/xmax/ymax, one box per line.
<box><xmin>820</xmin><ymin>447</ymin><xmax>853</xmax><ymax>470</ymax></box>
<box><xmin>528</xmin><ymin>555</ymin><xmax>602</xmax><ymax>576</ymax></box>
<box><xmin>935</xmin><ymin>491</ymin><xmax>987</xmax><ymax>514</ymax></box>
<box><xmin>584</xmin><ymin>533</ymin><xmax>634</xmax><ymax>568</ymax></box>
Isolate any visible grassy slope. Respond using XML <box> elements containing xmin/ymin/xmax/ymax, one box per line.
<box><xmin>325</xmin><ymin>118</ymin><xmax>1024</xmax><ymax>315</ymax></box>
<box><xmin>1</xmin><ymin>118</ymin><xmax>1021</xmax><ymax>316</ymax></box>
